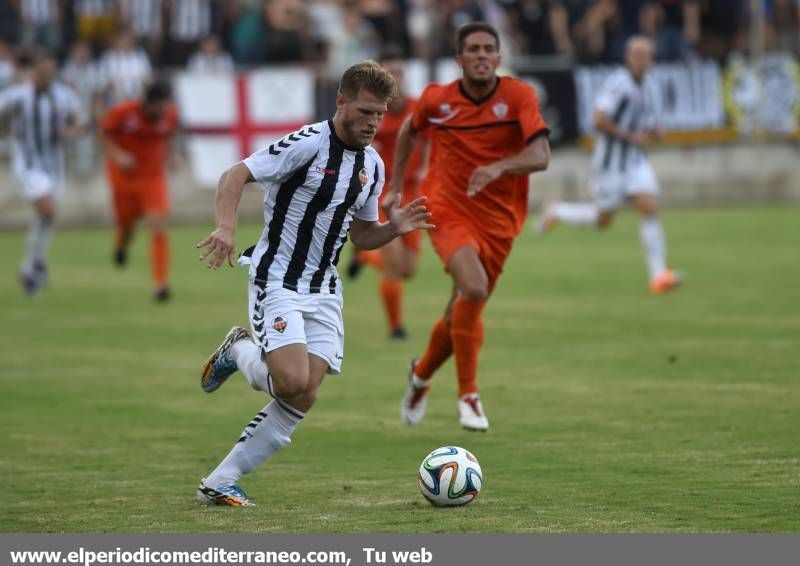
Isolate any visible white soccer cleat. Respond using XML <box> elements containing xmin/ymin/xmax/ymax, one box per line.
<box><xmin>401</xmin><ymin>358</ymin><xmax>430</xmax><ymax>426</ymax></box>
<box><xmin>458</xmin><ymin>395</ymin><xmax>489</xmax><ymax>431</ymax></box>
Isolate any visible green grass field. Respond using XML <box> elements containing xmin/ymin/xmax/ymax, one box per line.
<box><xmin>1</xmin><ymin>206</ymin><xmax>798</xmax><ymax>533</ymax></box>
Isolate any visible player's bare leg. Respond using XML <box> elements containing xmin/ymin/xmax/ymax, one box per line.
<box><xmin>199</xmin><ymin>347</ymin><xmax>327</xmax><ymax>506</ymax></box>
<box><xmin>535</xmin><ymin>201</ymin><xmax>601</xmax><ymax>234</ymax></box>
<box><xmin>21</xmin><ymin>194</ymin><xmax>56</xmax><ymax>296</ymax></box>
<box><xmin>632</xmin><ymin>193</ymin><xmax>682</xmax><ymax>294</ymax></box>
<box><xmin>147</xmin><ymin>212</ymin><xmax>171</xmax><ymax>302</ymax></box>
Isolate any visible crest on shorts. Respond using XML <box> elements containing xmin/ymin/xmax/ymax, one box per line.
<box><xmin>358</xmin><ymin>167</ymin><xmax>369</xmax><ymax>187</ymax></box>
<box><xmin>272</xmin><ymin>316</ymin><xmax>287</xmax><ymax>333</ymax></box>
<box><xmin>492</xmin><ymin>102</ymin><xmax>508</xmax><ymax>118</ymax></box>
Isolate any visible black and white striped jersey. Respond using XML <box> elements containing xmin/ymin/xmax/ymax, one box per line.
<box><xmin>118</xmin><ymin>0</ymin><xmax>163</xmax><ymax>38</ymax></box>
<box><xmin>168</xmin><ymin>0</ymin><xmax>212</xmax><ymax>41</ymax></box>
<box><xmin>592</xmin><ymin>68</ymin><xmax>659</xmax><ymax>174</ymax></box>
<box><xmin>20</xmin><ymin>0</ymin><xmax>59</xmax><ymax>24</ymax></box>
<box><xmin>0</xmin><ymin>81</ymin><xmax>82</xmax><ymax>178</ymax></box>
<box><xmin>242</xmin><ymin>120</ymin><xmax>384</xmax><ymax>296</ymax></box>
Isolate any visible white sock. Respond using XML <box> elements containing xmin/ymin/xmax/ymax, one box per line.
<box><xmin>205</xmin><ymin>399</ymin><xmax>305</xmax><ymax>488</ymax></box>
<box><xmin>639</xmin><ymin>216</ymin><xmax>668</xmax><ymax>280</ymax></box>
<box><xmin>411</xmin><ymin>375</ymin><xmax>428</xmax><ymax>389</ymax></box>
<box><xmin>231</xmin><ymin>339</ymin><xmax>270</xmax><ymax>392</ymax></box>
<box><xmin>552</xmin><ymin>202</ymin><xmax>599</xmax><ymax>227</ymax></box>
<box><xmin>22</xmin><ymin>215</ymin><xmax>54</xmax><ymax>273</ymax></box>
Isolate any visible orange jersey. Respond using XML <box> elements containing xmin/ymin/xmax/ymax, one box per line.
<box><xmin>102</xmin><ymin>100</ymin><xmax>178</xmax><ymax>182</ymax></box>
<box><xmin>372</xmin><ymin>97</ymin><xmax>425</xmax><ymax>197</ymax></box>
<box><xmin>411</xmin><ymin>76</ymin><xmax>549</xmax><ymax>237</ymax></box>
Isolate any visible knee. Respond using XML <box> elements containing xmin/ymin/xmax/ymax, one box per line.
<box><xmin>148</xmin><ymin>215</ymin><xmax>168</xmax><ymax>234</ymax></box>
<box><xmin>300</xmin><ymin>384</ymin><xmax>319</xmax><ymax>407</ymax></box>
<box><xmin>271</xmin><ymin>367</ymin><xmax>309</xmax><ymax>399</ymax></box>
<box><xmin>459</xmin><ymin>282</ymin><xmax>489</xmax><ymax>302</ymax></box>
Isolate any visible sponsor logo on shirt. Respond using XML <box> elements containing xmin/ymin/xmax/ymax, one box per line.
<box><xmin>428</xmin><ymin>107</ymin><xmax>461</xmax><ymax>124</ymax></box>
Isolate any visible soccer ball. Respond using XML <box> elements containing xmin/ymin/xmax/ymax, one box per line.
<box><xmin>417</xmin><ymin>446</ymin><xmax>483</xmax><ymax>507</ymax></box>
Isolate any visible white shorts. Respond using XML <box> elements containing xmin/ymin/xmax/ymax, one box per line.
<box><xmin>591</xmin><ymin>160</ymin><xmax>659</xmax><ymax>211</ymax></box>
<box><xmin>14</xmin><ymin>168</ymin><xmax>62</xmax><ymax>202</ymax></box>
<box><xmin>248</xmin><ymin>282</ymin><xmax>345</xmax><ymax>375</ymax></box>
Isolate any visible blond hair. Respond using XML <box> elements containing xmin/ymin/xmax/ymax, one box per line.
<box><xmin>338</xmin><ymin>60</ymin><xmax>398</xmax><ymax>102</ymax></box>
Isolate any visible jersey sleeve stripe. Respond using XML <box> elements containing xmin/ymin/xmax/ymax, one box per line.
<box><xmin>525</xmin><ymin>128</ymin><xmax>550</xmax><ymax>145</ymax></box>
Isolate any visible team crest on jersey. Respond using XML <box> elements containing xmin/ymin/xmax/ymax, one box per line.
<box><xmin>492</xmin><ymin>102</ymin><xmax>509</xmax><ymax>118</ymax></box>
<box><xmin>440</xmin><ymin>103</ymin><xmax>451</xmax><ymax>114</ymax></box>
<box><xmin>358</xmin><ymin>167</ymin><xmax>369</xmax><ymax>187</ymax></box>
<box><xmin>272</xmin><ymin>316</ymin><xmax>287</xmax><ymax>333</ymax></box>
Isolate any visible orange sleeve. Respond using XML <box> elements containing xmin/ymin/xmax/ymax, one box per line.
<box><xmin>515</xmin><ymin>82</ymin><xmax>550</xmax><ymax>144</ymax></box>
<box><xmin>410</xmin><ymin>85</ymin><xmax>434</xmax><ymax>133</ymax></box>
<box><xmin>101</xmin><ymin>104</ymin><xmax>126</xmax><ymax>135</ymax></box>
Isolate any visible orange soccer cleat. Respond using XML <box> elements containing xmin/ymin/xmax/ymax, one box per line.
<box><xmin>649</xmin><ymin>269</ymin><xmax>684</xmax><ymax>295</ymax></box>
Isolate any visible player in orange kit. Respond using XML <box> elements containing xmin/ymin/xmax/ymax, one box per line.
<box><xmin>347</xmin><ymin>47</ymin><xmax>428</xmax><ymax>339</ymax></box>
<box><xmin>391</xmin><ymin>23</ymin><xmax>551</xmax><ymax>430</ymax></box>
<box><xmin>101</xmin><ymin>81</ymin><xmax>178</xmax><ymax>302</ymax></box>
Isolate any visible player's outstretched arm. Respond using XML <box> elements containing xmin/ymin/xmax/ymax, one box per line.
<box><xmin>196</xmin><ymin>161</ymin><xmax>254</xmax><ymax>269</ymax></box>
<box><xmin>467</xmin><ymin>135</ymin><xmax>551</xmax><ymax>197</ymax></box>
<box><xmin>350</xmin><ymin>195</ymin><xmax>434</xmax><ymax>250</ymax></box>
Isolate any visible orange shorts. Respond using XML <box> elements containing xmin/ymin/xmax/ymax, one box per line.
<box><xmin>109</xmin><ymin>172</ymin><xmax>169</xmax><ymax>226</ymax></box>
<box><xmin>428</xmin><ymin>205</ymin><xmax>514</xmax><ymax>292</ymax></box>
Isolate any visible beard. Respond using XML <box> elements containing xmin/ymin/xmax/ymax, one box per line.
<box><xmin>347</xmin><ymin>122</ymin><xmax>376</xmax><ymax>148</ymax></box>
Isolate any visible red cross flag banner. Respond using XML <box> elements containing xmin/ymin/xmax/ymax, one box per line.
<box><xmin>175</xmin><ymin>68</ymin><xmax>314</xmax><ymax>188</ymax></box>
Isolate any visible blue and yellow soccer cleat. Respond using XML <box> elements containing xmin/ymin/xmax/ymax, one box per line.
<box><xmin>200</xmin><ymin>326</ymin><xmax>251</xmax><ymax>393</ymax></box>
<box><xmin>196</xmin><ymin>479</ymin><xmax>255</xmax><ymax>507</ymax></box>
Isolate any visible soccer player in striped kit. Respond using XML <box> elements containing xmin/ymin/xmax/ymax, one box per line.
<box><xmin>194</xmin><ymin>61</ymin><xmax>433</xmax><ymax>507</ymax></box>
<box><xmin>0</xmin><ymin>49</ymin><xmax>84</xmax><ymax>296</ymax></box>
<box><xmin>536</xmin><ymin>36</ymin><xmax>683</xmax><ymax>295</ymax></box>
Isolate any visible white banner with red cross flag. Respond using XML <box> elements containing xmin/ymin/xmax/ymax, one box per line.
<box><xmin>175</xmin><ymin>68</ymin><xmax>315</xmax><ymax>188</ymax></box>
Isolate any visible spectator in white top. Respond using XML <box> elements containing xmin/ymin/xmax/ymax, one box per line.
<box><xmin>187</xmin><ymin>35</ymin><xmax>234</xmax><ymax>73</ymax></box>
<box><xmin>117</xmin><ymin>0</ymin><xmax>165</xmax><ymax>61</ymax></box>
<box><xmin>17</xmin><ymin>0</ymin><xmax>63</xmax><ymax>56</ymax></box>
<box><xmin>99</xmin><ymin>28</ymin><xmax>153</xmax><ymax>105</ymax></box>
<box><xmin>166</xmin><ymin>0</ymin><xmax>214</xmax><ymax>66</ymax></box>
<box><xmin>61</xmin><ymin>40</ymin><xmax>104</xmax><ymax>176</ymax></box>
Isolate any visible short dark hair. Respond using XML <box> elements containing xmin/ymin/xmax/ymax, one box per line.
<box><xmin>455</xmin><ymin>22</ymin><xmax>500</xmax><ymax>54</ymax></box>
<box><xmin>144</xmin><ymin>80</ymin><xmax>171</xmax><ymax>103</ymax></box>
<box><xmin>338</xmin><ymin>60</ymin><xmax>398</xmax><ymax>102</ymax></box>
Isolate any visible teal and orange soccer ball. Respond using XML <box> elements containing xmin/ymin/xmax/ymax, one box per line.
<box><xmin>418</xmin><ymin>446</ymin><xmax>483</xmax><ymax>507</ymax></box>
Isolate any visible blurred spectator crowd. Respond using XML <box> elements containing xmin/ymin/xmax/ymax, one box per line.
<box><xmin>0</xmin><ymin>0</ymin><xmax>795</xmax><ymax>178</ymax></box>
<box><xmin>0</xmin><ymin>1</ymin><xmax>797</xmax><ymax>83</ymax></box>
